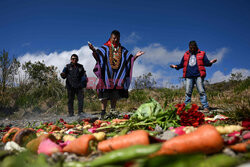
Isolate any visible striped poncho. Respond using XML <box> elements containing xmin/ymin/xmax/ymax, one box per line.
<box><xmin>93</xmin><ymin>45</ymin><xmax>135</xmax><ymax>93</ymax></box>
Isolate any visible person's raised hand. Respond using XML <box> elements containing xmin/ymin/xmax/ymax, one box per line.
<box><xmin>170</xmin><ymin>64</ymin><xmax>177</xmax><ymax>69</ymax></box>
<box><xmin>210</xmin><ymin>59</ymin><xmax>217</xmax><ymax>64</ymax></box>
<box><xmin>88</xmin><ymin>42</ymin><xmax>96</xmax><ymax>52</ymax></box>
<box><xmin>135</xmin><ymin>51</ymin><xmax>145</xmax><ymax>58</ymax></box>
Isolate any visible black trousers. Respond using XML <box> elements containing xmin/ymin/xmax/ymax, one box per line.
<box><xmin>67</xmin><ymin>88</ymin><xmax>84</xmax><ymax>115</ymax></box>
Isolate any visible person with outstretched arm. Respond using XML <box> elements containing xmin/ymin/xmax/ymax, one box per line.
<box><xmin>88</xmin><ymin>30</ymin><xmax>144</xmax><ymax>119</ymax></box>
<box><xmin>170</xmin><ymin>41</ymin><xmax>217</xmax><ymax>112</ymax></box>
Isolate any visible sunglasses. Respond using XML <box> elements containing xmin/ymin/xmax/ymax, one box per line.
<box><xmin>71</xmin><ymin>58</ymin><xmax>78</xmax><ymax>60</ymax></box>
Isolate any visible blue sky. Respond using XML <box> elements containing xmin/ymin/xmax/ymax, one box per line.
<box><xmin>0</xmin><ymin>0</ymin><xmax>250</xmax><ymax>86</ymax></box>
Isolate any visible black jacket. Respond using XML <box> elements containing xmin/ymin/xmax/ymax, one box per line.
<box><xmin>61</xmin><ymin>63</ymin><xmax>86</xmax><ymax>89</ymax></box>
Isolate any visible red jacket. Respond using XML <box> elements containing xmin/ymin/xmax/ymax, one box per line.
<box><xmin>183</xmin><ymin>50</ymin><xmax>206</xmax><ymax>78</ymax></box>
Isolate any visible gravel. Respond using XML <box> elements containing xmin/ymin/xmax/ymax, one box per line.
<box><xmin>0</xmin><ymin>112</ymin><xmax>100</xmax><ymax>128</ymax></box>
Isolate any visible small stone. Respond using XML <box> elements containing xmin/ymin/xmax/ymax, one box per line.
<box><xmin>223</xmin><ymin>148</ymin><xmax>236</xmax><ymax>157</ymax></box>
<box><xmin>157</xmin><ymin>130</ymin><xmax>177</xmax><ymax>140</ymax></box>
<box><xmin>154</xmin><ymin>124</ymin><xmax>163</xmax><ymax>132</ymax></box>
<box><xmin>78</xmin><ymin>156</ymin><xmax>88</xmax><ymax>162</ymax></box>
<box><xmin>51</xmin><ymin>152</ymin><xmax>65</xmax><ymax>162</ymax></box>
<box><xmin>64</xmin><ymin>153</ymin><xmax>79</xmax><ymax>162</ymax></box>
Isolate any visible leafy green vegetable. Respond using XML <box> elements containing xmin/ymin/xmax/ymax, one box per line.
<box><xmin>136</xmin><ymin>153</ymin><xmax>242</xmax><ymax>167</ymax></box>
<box><xmin>130</xmin><ymin>98</ymin><xmax>180</xmax><ymax>130</ymax></box>
<box><xmin>131</xmin><ymin>98</ymin><xmax>162</xmax><ymax>120</ymax></box>
<box><xmin>0</xmin><ymin>151</ymin><xmax>55</xmax><ymax>167</ymax></box>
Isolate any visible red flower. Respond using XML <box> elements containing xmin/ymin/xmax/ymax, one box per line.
<box><xmin>37</xmin><ymin>129</ymin><xmax>45</xmax><ymax>133</ymax></box>
<box><xmin>82</xmin><ymin>118</ymin><xmax>90</xmax><ymax>122</ymax></box>
<box><xmin>59</xmin><ymin>119</ymin><xmax>67</xmax><ymax>124</ymax></box>
<box><xmin>123</xmin><ymin>114</ymin><xmax>130</xmax><ymax>119</ymax></box>
<box><xmin>175</xmin><ymin>103</ymin><xmax>204</xmax><ymax>127</ymax></box>
<box><xmin>148</xmin><ymin>126</ymin><xmax>154</xmax><ymax>131</ymax></box>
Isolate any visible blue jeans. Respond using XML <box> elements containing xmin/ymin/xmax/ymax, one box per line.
<box><xmin>185</xmin><ymin>77</ymin><xmax>209</xmax><ymax>109</ymax></box>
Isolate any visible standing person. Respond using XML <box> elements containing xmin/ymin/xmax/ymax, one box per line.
<box><xmin>170</xmin><ymin>41</ymin><xmax>217</xmax><ymax>112</ymax></box>
<box><xmin>61</xmin><ymin>54</ymin><xmax>87</xmax><ymax>117</ymax></box>
<box><xmin>88</xmin><ymin>30</ymin><xmax>144</xmax><ymax>118</ymax></box>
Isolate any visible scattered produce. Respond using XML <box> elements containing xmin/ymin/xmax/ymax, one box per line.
<box><xmin>98</xmin><ymin>130</ymin><xmax>150</xmax><ymax>152</ymax></box>
<box><xmin>155</xmin><ymin>124</ymin><xmax>224</xmax><ymax>155</ymax></box>
<box><xmin>111</xmin><ymin>118</ymin><xmax>128</xmax><ymax>125</ymax></box>
<box><xmin>49</xmin><ymin>125</ymin><xmax>61</xmax><ymax>132</ymax></box>
<box><xmin>12</xmin><ymin>128</ymin><xmax>37</xmax><ymax>147</ymax></box>
<box><xmin>37</xmin><ymin>139</ymin><xmax>62</xmax><ymax>156</ymax></box>
<box><xmin>0</xmin><ymin>99</ymin><xmax>249</xmax><ymax>166</ymax></box>
<box><xmin>229</xmin><ymin>140</ymin><xmax>250</xmax><ymax>152</ymax></box>
<box><xmin>175</xmin><ymin>103</ymin><xmax>204</xmax><ymax>127</ymax></box>
<box><xmin>216</xmin><ymin>125</ymin><xmax>244</xmax><ymax>134</ymax></box>
<box><xmin>93</xmin><ymin>132</ymin><xmax>106</xmax><ymax>141</ymax></box>
<box><xmin>243</xmin><ymin>132</ymin><xmax>250</xmax><ymax>140</ymax></box>
<box><xmin>63</xmin><ymin>134</ymin><xmax>96</xmax><ymax>155</ymax></box>
<box><xmin>63</xmin><ymin>135</ymin><xmax>76</xmax><ymax>142</ymax></box>
<box><xmin>26</xmin><ymin>134</ymin><xmax>57</xmax><ymax>153</ymax></box>
<box><xmin>183</xmin><ymin>126</ymin><xmax>197</xmax><ymax>134</ymax></box>
<box><xmin>2</xmin><ymin>127</ymin><xmax>20</xmax><ymax>143</ymax></box>
<box><xmin>64</xmin><ymin>124</ymin><xmax>75</xmax><ymax>129</ymax></box>
<box><xmin>65</xmin><ymin>144</ymin><xmax>162</xmax><ymax>167</ymax></box>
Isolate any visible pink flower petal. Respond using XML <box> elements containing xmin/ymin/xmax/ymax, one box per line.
<box><xmin>243</xmin><ymin>132</ymin><xmax>250</xmax><ymax>140</ymax></box>
<box><xmin>38</xmin><ymin>139</ymin><xmax>62</xmax><ymax>156</ymax></box>
<box><xmin>174</xmin><ymin>126</ymin><xmax>186</xmax><ymax>135</ymax></box>
<box><xmin>58</xmin><ymin>140</ymin><xmax>71</xmax><ymax>148</ymax></box>
<box><xmin>169</xmin><ymin>127</ymin><xmax>174</xmax><ymax>130</ymax></box>
<box><xmin>88</xmin><ymin>127</ymin><xmax>97</xmax><ymax>133</ymax></box>
<box><xmin>228</xmin><ymin>131</ymin><xmax>240</xmax><ymax>137</ymax></box>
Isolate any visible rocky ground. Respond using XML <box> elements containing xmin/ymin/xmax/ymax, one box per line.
<box><xmin>0</xmin><ymin>112</ymin><xmax>99</xmax><ymax>128</ymax></box>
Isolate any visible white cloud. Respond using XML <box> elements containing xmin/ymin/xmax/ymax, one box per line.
<box><xmin>132</xmin><ymin>43</ymin><xmax>185</xmax><ymax>66</ymax></box>
<box><xmin>209</xmin><ymin>71</ymin><xmax>228</xmax><ymax>83</ymax></box>
<box><xmin>209</xmin><ymin>68</ymin><xmax>250</xmax><ymax>83</ymax></box>
<box><xmin>131</xmin><ymin>60</ymin><xmax>176</xmax><ymax>88</ymax></box>
<box><xmin>17</xmin><ymin>45</ymin><xmax>96</xmax><ymax>79</ymax></box>
<box><xmin>16</xmin><ymin>43</ymin><xmax>231</xmax><ymax>87</ymax></box>
<box><xmin>132</xmin><ymin>44</ymin><xmax>228</xmax><ymax>66</ymax></box>
<box><xmin>207</xmin><ymin>47</ymin><xmax>228</xmax><ymax>63</ymax></box>
<box><xmin>123</xmin><ymin>32</ymin><xmax>141</xmax><ymax>44</ymax></box>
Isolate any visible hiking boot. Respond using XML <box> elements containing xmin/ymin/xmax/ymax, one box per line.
<box><xmin>68</xmin><ymin>113</ymin><xmax>74</xmax><ymax>117</ymax></box>
<box><xmin>78</xmin><ymin>112</ymin><xmax>85</xmax><ymax>117</ymax></box>
<box><xmin>100</xmin><ymin>110</ymin><xmax>106</xmax><ymax>120</ymax></box>
<box><xmin>110</xmin><ymin>109</ymin><xmax>119</xmax><ymax>116</ymax></box>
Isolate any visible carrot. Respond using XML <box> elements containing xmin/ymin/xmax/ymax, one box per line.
<box><xmin>26</xmin><ymin>134</ymin><xmax>57</xmax><ymax>153</ymax></box>
<box><xmin>98</xmin><ymin>130</ymin><xmax>150</xmax><ymax>152</ymax></box>
<box><xmin>229</xmin><ymin>140</ymin><xmax>250</xmax><ymax>152</ymax></box>
<box><xmin>94</xmin><ymin>120</ymin><xmax>107</xmax><ymax>126</ymax></box>
<box><xmin>112</xmin><ymin>119</ymin><xmax>128</xmax><ymax>124</ymax></box>
<box><xmin>12</xmin><ymin>128</ymin><xmax>37</xmax><ymax>147</ymax></box>
<box><xmin>63</xmin><ymin>134</ymin><xmax>96</xmax><ymax>155</ymax></box>
<box><xmin>155</xmin><ymin>124</ymin><xmax>224</xmax><ymax>155</ymax></box>
<box><xmin>2</xmin><ymin>127</ymin><xmax>20</xmax><ymax>143</ymax></box>
<box><xmin>64</xmin><ymin>124</ymin><xmax>75</xmax><ymax>129</ymax></box>
<box><xmin>49</xmin><ymin>125</ymin><xmax>61</xmax><ymax>132</ymax></box>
